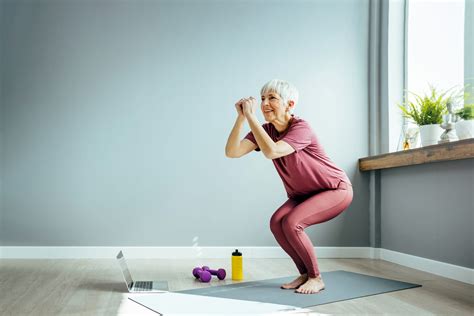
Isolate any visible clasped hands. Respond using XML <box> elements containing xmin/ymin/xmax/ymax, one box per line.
<box><xmin>235</xmin><ymin>97</ymin><xmax>257</xmax><ymax>119</ymax></box>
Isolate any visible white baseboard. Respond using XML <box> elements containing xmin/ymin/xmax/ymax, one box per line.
<box><xmin>375</xmin><ymin>248</ymin><xmax>473</xmax><ymax>285</ymax></box>
<box><xmin>0</xmin><ymin>246</ymin><xmax>471</xmax><ymax>285</ymax></box>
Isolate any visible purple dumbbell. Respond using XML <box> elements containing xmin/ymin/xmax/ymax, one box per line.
<box><xmin>192</xmin><ymin>267</ymin><xmax>212</xmax><ymax>282</ymax></box>
<box><xmin>202</xmin><ymin>266</ymin><xmax>226</xmax><ymax>280</ymax></box>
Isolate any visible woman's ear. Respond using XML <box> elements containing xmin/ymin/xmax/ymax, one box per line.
<box><xmin>286</xmin><ymin>100</ymin><xmax>295</xmax><ymax>112</ymax></box>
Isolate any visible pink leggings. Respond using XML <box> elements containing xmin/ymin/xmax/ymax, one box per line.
<box><xmin>270</xmin><ymin>181</ymin><xmax>353</xmax><ymax>278</ymax></box>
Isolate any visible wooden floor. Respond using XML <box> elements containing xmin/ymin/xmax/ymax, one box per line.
<box><xmin>0</xmin><ymin>257</ymin><xmax>472</xmax><ymax>315</ymax></box>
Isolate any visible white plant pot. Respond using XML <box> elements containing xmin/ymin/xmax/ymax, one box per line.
<box><xmin>455</xmin><ymin>120</ymin><xmax>474</xmax><ymax>140</ymax></box>
<box><xmin>419</xmin><ymin>124</ymin><xmax>443</xmax><ymax>146</ymax></box>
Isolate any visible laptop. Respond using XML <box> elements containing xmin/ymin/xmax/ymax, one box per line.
<box><xmin>116</xmin><ymin>250</ymin><xmax>169</xmax><ymax>293</ymax></box>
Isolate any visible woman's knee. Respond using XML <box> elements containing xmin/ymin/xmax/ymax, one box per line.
<box><xmin>270</xmin><ymin>199</ymin><xmax>298</xmax><ymax>234</ymax></box>
<box><xmin>281</xmin><ymin>215</ymin><xmax>302</xmax><ymax>233</ymax></box>
<box><xmin>269</xmin><ymin>214</ymin><xmax>282</xmax><ymax>234</ymax></box>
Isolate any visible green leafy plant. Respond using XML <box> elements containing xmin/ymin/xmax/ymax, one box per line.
<box><xmin>398</xmin><ymin>85</ymin><xmax>450</xmax><ymax>125</ymax></box>
<box><xmin>456</xmin><ymin>104</ymin><xmax>474</xmax><ymax>120</ymax></box>
<box><xmin>455</xmin><ymin>84</ymin><xmax>474</xmax><ymax>120</ymax></box>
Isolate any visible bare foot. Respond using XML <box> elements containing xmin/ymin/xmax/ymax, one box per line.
<box><xmin>281</xmin><ymin>274</ymin><xmax>308</xmax><ymax>289</ymax></box>
<box><xmin>295</xmin><ymin>275</ymin><xmax>325</xmax><ymax>294</ymax></box>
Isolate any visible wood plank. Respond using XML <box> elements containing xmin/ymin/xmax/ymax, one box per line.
<box><xmin>359</xmin><ymin>138</ymin><xmax>474</xmax><ymax>171</ymax></box>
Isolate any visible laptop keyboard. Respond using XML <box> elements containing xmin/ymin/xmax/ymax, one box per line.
<box><xmin>133</xmin><ymin>281</ymin><xmax>153</xmax><ymax>291</ymax></box>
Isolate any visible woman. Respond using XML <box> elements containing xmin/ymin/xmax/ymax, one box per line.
<box><xmin>225</xmin><ymin>79</ymin><xmax>353</xmax><ymax>294</ymax></box>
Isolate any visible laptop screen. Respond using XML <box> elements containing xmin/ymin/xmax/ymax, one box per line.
<box><xmin>116</xmin><ymin>251</ymin><xmax>133</xmax><ymax>289</ymax></box>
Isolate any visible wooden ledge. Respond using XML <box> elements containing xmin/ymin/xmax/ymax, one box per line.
<box><xmin>359</xmin><ymin>138</ymin><xmax>474</xmax><ymax>171</ymax></box>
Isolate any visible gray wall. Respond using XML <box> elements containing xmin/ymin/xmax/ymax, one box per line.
<box><xmin>0</xmin><ymin>0</ymin><xmax>370</xmax><ymax>247</ymax></box>
<box><xmin>380</xmin><ymin>160</ymin><xmax>474</xmax><ymax>268</ymax></box>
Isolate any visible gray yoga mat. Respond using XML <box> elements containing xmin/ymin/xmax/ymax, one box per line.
<box><xmin>178</xmin><ymin>270</ymin><xmax>421</xmax><ymax>308</ymax></box>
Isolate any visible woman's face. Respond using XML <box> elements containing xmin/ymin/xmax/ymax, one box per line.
<box><xmin>260</xmin><ymin>91</ymin><xmax>289</xmax><ymax>122</ymax></box>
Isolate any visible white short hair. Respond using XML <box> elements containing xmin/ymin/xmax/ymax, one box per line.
<box><xmin>260</xmin><ymin>79</ymin><xmax>299</xmax><ymax>107</ymax></box>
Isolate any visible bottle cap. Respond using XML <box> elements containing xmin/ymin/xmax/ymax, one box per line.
<box><xmin>232</xmin><ymin>249</ymin><xmax>242</xmax><ymax>256</ymax></box>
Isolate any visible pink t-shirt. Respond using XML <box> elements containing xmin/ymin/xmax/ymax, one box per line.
<box><xmin>244</xmin><ymin>116</ymin><xmax>351</xmax><ymax>199</ymax></box>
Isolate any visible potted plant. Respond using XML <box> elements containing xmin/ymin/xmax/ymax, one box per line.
<box><xmin>455</xmin><ymin>104</ymin><xmax>474</xmax><ymax>139</ymax></box>
<box><xmin>398</xmin><ymin>85</ymin><xmax>449</xmax><ymax>146</ymax></box>
<box><xmin>455</xmin><ymin>85</ymin><xmax>474</xmax><ymax>139</ymax></box>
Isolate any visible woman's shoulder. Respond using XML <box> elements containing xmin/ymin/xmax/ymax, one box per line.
<box><xmin>290</xmin><ymin>116</ymin><xmax>312</xmax><ymax>129</ymax></box>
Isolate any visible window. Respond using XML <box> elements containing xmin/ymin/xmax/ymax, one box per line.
<box><xmin>407</xmin><ymin>0</ymin><xmax>465</xmax><ymax>96</ymax></box>
<box><xmin>399</xmin><ymin>0</ymin><xmax>465</xmax><ymax>150</ymax></box>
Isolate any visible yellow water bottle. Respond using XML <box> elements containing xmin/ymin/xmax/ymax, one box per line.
<box><xmin>232</xmin><ymin>249</ymin><xmax>243</xmax><ymax>280</ymax></box>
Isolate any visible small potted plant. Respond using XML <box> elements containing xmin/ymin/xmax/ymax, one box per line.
<box><xmin>398</xmin><ymin>85</ymin><xmax>449</xmax><ymax>146</ymax></box>
<box><xmin>452</xmin><ymin>84</ymin><xmax>474</xmax><ymax>139</ymax></box>
<box><xmin>455</xmin><ymin>104</ymin><xmax>474</xmax><ymax>139</ymax></box>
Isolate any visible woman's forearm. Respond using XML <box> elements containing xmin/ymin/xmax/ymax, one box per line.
<box><xmin>225</xmin><ymin>116</ymin><xmax>246</xmax><ymax>157</ymax></box>
<box><xmin>246</xmin><ymin>114</ymin><xmax>276</xmax><ymax>158</ymax></box>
